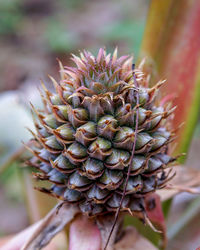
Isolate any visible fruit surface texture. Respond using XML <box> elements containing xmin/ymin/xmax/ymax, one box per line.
<box><xmin>27</xmin><ymin>48</ymin><xmax>175</xmax><ymax>218</ymax></box>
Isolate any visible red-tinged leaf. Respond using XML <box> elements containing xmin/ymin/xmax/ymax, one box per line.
<box><xmin>145</xmin><ymin>194</ymin><xmax>166</xmax><ymax>248</ymax></box>
<box><xmin>140</xmin><ymin>0</ymin><xmax>200</xmax><ymax>160</ymax></box>
<box><xmin>69</xmin><ymin>213</ymin><xmax>158</xmax><ymax>250</ymax></box>
<box><xmin>69</xmin><ymin>215</ymin><xmax>101</xmax><ymax>250</ymax></box>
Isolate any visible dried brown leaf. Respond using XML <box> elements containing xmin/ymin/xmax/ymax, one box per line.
<box><xmin>157</xmin><ymin>165</ymin><xmax>200</xmax><ymax>201</ymax></box>
<box><xmin>22</xmin><ymin>202</ymin><xmax>79</xmax><ymax>250</ymax></box>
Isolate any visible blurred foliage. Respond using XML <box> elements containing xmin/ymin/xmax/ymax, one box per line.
<box><xmin>194</xmin><ymin>121</ymin><xmax>200</xmax><ymax>137</ymax></box>
<box><xmin>0</xmin><ymin>93</ymin><xmax>33</xmax><ymax>227</ymax></box>
<box><xmin>45</xmin><ymin>19</ymin><xmax>79</xmax><ymax>53</ymax></box>
<box><xmin>0</xmin><ymin>93</ymin><xmax>33</xmax><ymax>166</ymax></box>
<box><xmin>0</xmin><ymin>0</ymin><xmax>23</xmax><ymax>35</ymax></box>
<box><xmin>59</xmin><ymin>0</ymin><xmax>89</xmax><ymax>9</ymax></box>
<box><xmin>101</xmin><ymin>19</ymin><xmax>145</xmax><ymax>58</ymax></box>
<box><xmin>0</xmin><ymin>162</ymin><xmax>23</xmax><ymax>202</ymax></box>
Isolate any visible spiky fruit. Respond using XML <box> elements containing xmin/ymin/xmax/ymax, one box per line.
<box><xmin>27</xmin><ymin>48</ymin><xmax>175</xmax><ymax>218</ymax></box>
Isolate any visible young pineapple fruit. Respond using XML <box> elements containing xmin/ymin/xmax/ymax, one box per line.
<box><xmin>27</xmin><ymin>48</ymin><xmax>175</xmax><ymax>218</ymax></box>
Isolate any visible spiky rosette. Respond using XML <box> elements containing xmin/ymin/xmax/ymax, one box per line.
<box><xmin>27</xmin><ymin>48</ymin><xmax>176</xmax><ymax>219</ymax></box>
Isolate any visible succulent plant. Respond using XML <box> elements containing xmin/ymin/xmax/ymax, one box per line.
<box><xmin>27</xmin><ymin>48</ymin><xmax>176</xmax><ymax>221</ymax></box>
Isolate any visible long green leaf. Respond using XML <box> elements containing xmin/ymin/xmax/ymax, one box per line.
<box><xmin>140</xmin><ymin>0</ymin><xmax>200</xmax><ymax>161</ymax></box>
